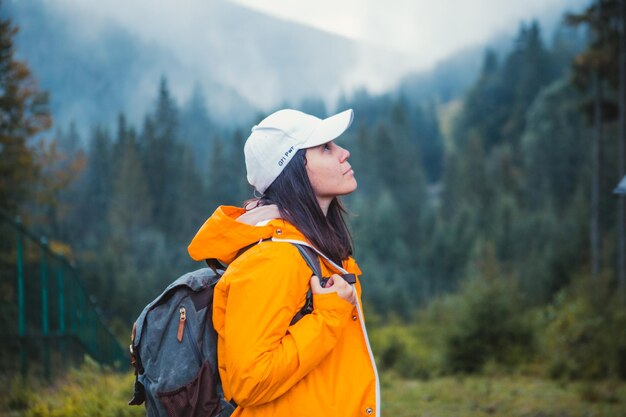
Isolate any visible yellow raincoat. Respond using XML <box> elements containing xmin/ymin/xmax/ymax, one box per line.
<box><xmin>188</xmin><ymin>206</ymin><xmax>379</xmax><ymax>417</ymax></box>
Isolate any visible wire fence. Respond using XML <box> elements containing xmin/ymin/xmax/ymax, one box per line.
<box><xmin>0</xmin><ymin>210</ymin><xmax>127</xmax><ymax>380</ymax></box>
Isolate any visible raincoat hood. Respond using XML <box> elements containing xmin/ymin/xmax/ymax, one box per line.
<box><xmin>188</xmin><ymin>205</ymin><xmax>308</xmax><ymax>265</ymax></box>
<box><xmin>188</xmin><ymin>205</ymin><xmax>361</xmax><ymax>275</ymax></box>
<box><xmin>187</xmin><ymin>206</ymin><xmax>278</xmax><ymax>264</ymax></box>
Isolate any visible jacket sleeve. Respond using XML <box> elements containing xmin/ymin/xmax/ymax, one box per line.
<box><xmin>218</xmin><ymin>242</ymin><xmax>354</xmax><ymax>407</ymax></box>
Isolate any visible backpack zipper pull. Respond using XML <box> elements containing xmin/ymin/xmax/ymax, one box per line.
<box><xmin>177</xmin><ymin>307</ymin><xmax>186</xmax><ymax>343</ymax></box>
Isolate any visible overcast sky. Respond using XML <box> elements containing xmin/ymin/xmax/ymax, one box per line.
<box><xmin>54</xmin><ymin>0</ymin><xmax>589</xmax><ymax>72</ymax></box>
<box><xmin>229</xmin><ymin>0</ymin><xmax>589</xmax><ymax>68</ymax></box>
<box><xmin>37</xmin><ymin>0</ymin><xmax>590</xmax><ymax>122</ymax></box>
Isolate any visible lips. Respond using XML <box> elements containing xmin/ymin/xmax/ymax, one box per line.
<box><xmin>343</xmin><ymin>167</ymin><xmax>354</xmax><ymax>175</ymax></box>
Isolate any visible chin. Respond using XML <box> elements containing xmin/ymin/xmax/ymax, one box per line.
<box><xmin>342</xmin><ymin>181</ymin><xmax>358</xmax><ymax>196</ymax></box>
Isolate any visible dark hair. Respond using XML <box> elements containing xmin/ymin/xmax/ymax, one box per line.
<box><xmin>250</xmin><ymin>149</ymin><xmax>353</xmax><ymax>265</ymax></box>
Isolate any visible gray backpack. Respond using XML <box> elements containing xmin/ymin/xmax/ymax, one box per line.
<box><xmin>128</xmin><ymin>267</ymin><xmax>233</xmax><ymax>417</ymax></box>
<box><xmin>128</xmin><ymin>243</ymin><xmax>355</xmax><ymax>417</ymax></box>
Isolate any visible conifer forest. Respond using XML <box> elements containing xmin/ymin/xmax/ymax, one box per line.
<box><xmin>1</xmin><ymin>1</ymin><xmax>626</xmax><ymax>416</ymax></box>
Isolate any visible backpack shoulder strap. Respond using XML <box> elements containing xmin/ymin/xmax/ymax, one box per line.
<box><xmin>292</xmin><ymin>243</ymin><xmax>356</xmax><ymax>285</ymax></box>
<box><xmin>292</xmin><ymin>244</ymin><xmax>322</xmax><ymax>278</ymax></box>
<box><xmin>290</xmin><ymin>244</ymin><xmax>321</xmax><ymax>325</ymax></box>
<box><xmin>289</xmin><ymin>243</ymin><xmax>358</xmax><ymax>326</ymax></box>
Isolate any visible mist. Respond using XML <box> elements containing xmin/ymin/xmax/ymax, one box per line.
<box><xmin>5</xmin><ymin>0</ymin><xmax>589</xmax><ymax>133</ymax></box>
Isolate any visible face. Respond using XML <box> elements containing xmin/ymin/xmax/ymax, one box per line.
<box><xmin>305</xmin><ymin>141</ymin><xmax>357</xmax><ymax>209</ymax></box>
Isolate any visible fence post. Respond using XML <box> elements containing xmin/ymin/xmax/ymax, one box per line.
<box><xmin>79</xmin><ymin>287</ymin><xmax>85</xmax><ymax>360</ymax></box>
<box><xmin>0</xmin><ymin>210</ymin><xmax>127</xmax><ymax>375</ymax></box>
<box><xmin>90</xmin><ymin>305</ymin><xmax>97</xmax><ymax>361</ymax></box>
<box><xmin>71</xmin><ymin>269</ymin><xmax>78</xmax><ymax>335</ymax></box>
<box><xmin>16</xmin><ymin>218</ymin><xmax>26</xmax><ymax>378</ymax></box>
<box><xmin>40</xmin><ymin>238</ymin><xmax>50</xmax><ymax>380</ymax></box>
<box><xmin>57</xmin><ymin>263</ymin><xmax>66</xmax><ymax>363</ymax></box>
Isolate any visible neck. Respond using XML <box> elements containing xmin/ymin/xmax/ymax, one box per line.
<box><xmin>317</xmin><ymin>197</ymin><xmax>331</xmax><ymax>216</ymax></box>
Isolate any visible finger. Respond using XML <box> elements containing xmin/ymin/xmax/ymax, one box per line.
<box><xmin>324</xmin><ymin>277</ymin><xmax>335</xmax><ymax>288</ymax></box>
<box><xmin>310</xmin><ymin>275</ymin><xmax>324</xmax><ymax>293</ymax></box>
<box><xmin>328</xmin><ymin>276</ymin><xmax>349</xmax><ymax>290</ymax></box>
<box><xmin>330</xmin><ymin>274</ymin><xmax>348</xmax><ymax>286</ymax></box>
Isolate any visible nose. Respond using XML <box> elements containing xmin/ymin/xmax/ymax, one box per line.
<box><xmin>337</xmin><ymin>145</ymin><xmax>350</xmax><ymax>162</ymax></box>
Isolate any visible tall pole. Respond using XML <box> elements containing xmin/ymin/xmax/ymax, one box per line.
<box><xmin>57</xmin><ymin>264</ymin><xmax>66</xmax><ymax>361</ymax></box>
<box><xmin>16</xmin><ymin>218</ymin><xmax>26</xmax><ymax>377</ymax></box>
<box><xmin>592</xmin><ymin>69</ymin><xmax>602</xmax><ymax>279</ymax></box>
<box><xmin>40</xmin><ymin>238</ymin><xmax>51</xmax><ymax>380</ymax></box>
<box><xmin>619</xmin><ymin>0</ymin><xmax>626</xmax><ymax>302</ymax></box>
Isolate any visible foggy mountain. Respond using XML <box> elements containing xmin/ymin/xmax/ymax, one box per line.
<box><xmin>3</xmin><ymin>0</ymin><xmax>412</xmax><ymax>135</ymax></box>
<box><xmin>3</xmin><ymin>0</ymin><xmax>586</xmax><ymax>138</ymax></box>
<box><xmin>398</xmin><ymin>2</ymin><xmax>588</xmax><ymax>105</ymax></box>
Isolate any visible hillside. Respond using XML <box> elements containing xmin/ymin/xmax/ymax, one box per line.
<box><xmin>3</xmin><ymin>0</ymin><xmax>410</xmax><ymax>133</ymax></box>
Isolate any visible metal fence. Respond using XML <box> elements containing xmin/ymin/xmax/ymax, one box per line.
<box><xmin>0</xmin><ymin>210</ymin><xmax>127</xmax><ymax>379</ymax></box>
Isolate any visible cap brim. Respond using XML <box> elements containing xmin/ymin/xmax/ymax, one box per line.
<box><xmin>304</xmin><ymin>109</ymin><xmax>354</xmax><ymax>148</ymax></box>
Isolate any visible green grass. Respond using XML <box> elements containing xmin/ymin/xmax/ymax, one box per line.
<box><xmin>381</xmin><ymin>372</ymin><xmax>626</xmax><ymax>417</ymax></box>
<box><xmin>4</xmin><ymin>364</ymin><xmax>625</xmax><ymax>416</ymax></box>
<box><xmin>3</xmin><ymin>358</ymin><xmax>144</xmax><ymax>417</ymax></box>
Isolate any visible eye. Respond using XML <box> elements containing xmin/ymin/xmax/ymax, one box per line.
<box><xmin>322</xmin><ymin>142</ymin><xmax>332</xmax><ymax>151</ymax></box>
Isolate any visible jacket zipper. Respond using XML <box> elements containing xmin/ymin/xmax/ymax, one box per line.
<box><xmin>273</xmin><ymin>237</ymin><xmax>380</xmax><ymax>414</ymax></box>
<box><xmin>356</xmin><ymin>297</ymin><xmax>381</xmax><ymax>416</ymax></box>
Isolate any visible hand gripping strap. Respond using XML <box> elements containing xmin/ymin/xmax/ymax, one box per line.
<box><xmin>289</xmin><ymin>244</ymin><xmax>356</xmax><ymax>325</ymax></box>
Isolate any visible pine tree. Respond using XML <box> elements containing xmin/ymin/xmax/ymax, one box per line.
<box><xmin>521</xmin><ymin>80</ymin><xmax>587</xmax><ymax>214</ymax></box>
<box><xmin>0</xmin><ymin>14</ymin><xmax>51</xmax><ymax>214</ymax></box>
<box><xmin>414</xmin><ymin>100</ymin><xmax>444</xmax><ymax>183</ymax></box>
<box><xmin>207</xmin><ymin>135</ymin><xmax>231</xmax><ymax>208</ymax></box>
<box><xmin>141</xmin><ymin>77</ymin><xmax>186</xmax><ymax>238</ymax></box>
<box><xmin>567</xmin><ymin>0</ymin><xmax>623</xmax><ymax>281</ymax></box>
<box><xmin>79</xmin><ymin>125</ymin><xmax>113</xmax><ymax>241</ymax></box>
<box><xmin>502</xmin><ymin>21</ymin><xmax>557</xmax><ymax>145</ymax></box>
<box><xmin>35</xmin><ymin>128</ymin><xmax>86</xmax><ymax>242</ymax></box>
<box><xmin>180</xmin><ymin>85</ymin><xmax>212</xmax><ymax>176</ymax></box>
<box><xmin>456</xmin><ymin>49</ymin><xmax>506</xmax><ymax>150</ymax></box>
<box><xmin>227</xmin><ymin>128</ymin><xmax>251</xmax><ymax>202</ymax></box>
<box><xmin>109</xmin><ymin>125</ymin><xmax>152</xmax><ymax>236</ymax></box>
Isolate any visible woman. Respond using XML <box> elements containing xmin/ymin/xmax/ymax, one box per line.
<box><xmin>188</xmin><ymin>109</ymin><xmax>379</xmax><ymax>417</ymax></box>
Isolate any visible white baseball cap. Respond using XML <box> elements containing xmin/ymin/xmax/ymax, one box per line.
<box><xmin>244</xmin><ymin>108</ymin><xmax>354</xmax><ymax>194</ymax></box>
